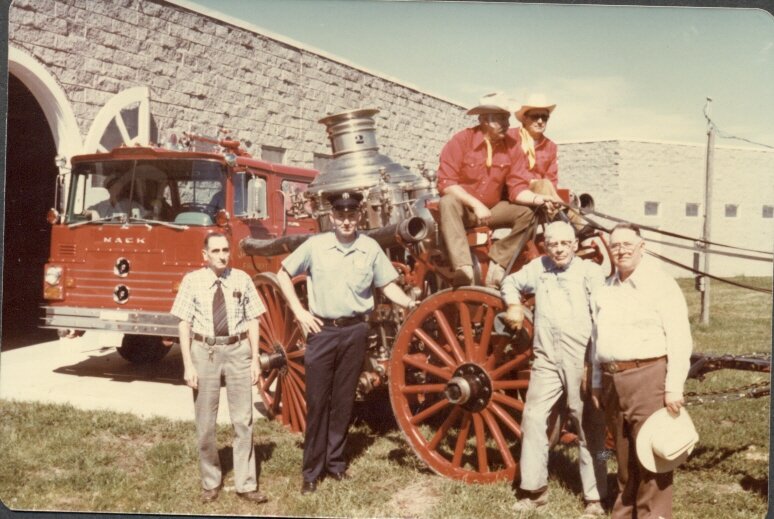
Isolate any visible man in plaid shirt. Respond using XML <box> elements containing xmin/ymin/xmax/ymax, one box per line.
<box><xmin>171</xmin><ymin>232</ymin><xmax>268</xmax><ymax>505</ymax></box>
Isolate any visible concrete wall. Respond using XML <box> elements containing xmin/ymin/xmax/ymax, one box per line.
<box><xmin>560</xmin><ymin>140</ymin><xmax>774</xmax><ymax>278</ymax></box>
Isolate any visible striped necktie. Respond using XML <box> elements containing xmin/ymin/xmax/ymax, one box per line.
<box><xmin>212</xmin><ymin>280</ymin><xmax>229</xmax><ymax>336</ymax></box>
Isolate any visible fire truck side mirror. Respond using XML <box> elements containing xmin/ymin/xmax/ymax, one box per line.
<box><xmin>245</xmin><ymin>177</ymin><xmax>268</xmax><ymax>219</ymax></box>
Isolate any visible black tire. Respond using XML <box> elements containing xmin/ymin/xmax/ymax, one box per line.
<box><xmin>117</xmin><ymin>335</ymin><xmax>170</xmax><ymax>364</ymax></box>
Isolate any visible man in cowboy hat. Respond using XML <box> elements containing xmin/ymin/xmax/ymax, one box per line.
<box><xmin>437</xmin><ymin>92</ymin><xmax>542</xmax><ymax>288</ymax></box>
<box><xmin>590</xmin><ymin>223</ymin><xmax>693</xmax><ymax>518</ymax></box>
<box><xmin>276</xmin><ymin>191</ymin><xmax>416</xmax><ymax>495</ymax></box>
<box><xmin>510</xmin><ymin>95</ymin><xmax>589</xmax><ymax>233</ymax></box>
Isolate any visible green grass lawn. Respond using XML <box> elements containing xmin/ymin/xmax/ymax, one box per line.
<box><xmin>0</xmin><ymin>277</ymin><xmax>770</xmax><ymax>518</ymax></box>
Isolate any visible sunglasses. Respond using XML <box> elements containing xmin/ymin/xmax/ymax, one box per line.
<box><xmin>526</xmin><ymin>112</ymin><xmax>550</xmax><ymax>121</ymax></box>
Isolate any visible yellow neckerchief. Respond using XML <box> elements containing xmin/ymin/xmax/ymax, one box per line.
<box><xmin>519</xmin><ymin>127</ymin><xmax>536</xmax><ymax>170</ymax></box>
<box><xmin>484</xmin><ymin>136</ymin><xmax>493</xmax><ymax>168</ymax></box>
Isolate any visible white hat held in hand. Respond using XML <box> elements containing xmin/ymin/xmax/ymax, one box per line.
<box><xmin>636</xmin><ymin>407</ymin><xmax>699</xmax><ymax>473</ymax></box>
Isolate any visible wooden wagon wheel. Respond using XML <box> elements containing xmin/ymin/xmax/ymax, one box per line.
<box><xmin>388</xmin><ymin>286</ymin><xmax>563</xmax><ymax>483</ymax></box>
<box><xmin>254</xmin><ymin>272</ymin><xmax>307</xmax><ymax>433</ymax></box>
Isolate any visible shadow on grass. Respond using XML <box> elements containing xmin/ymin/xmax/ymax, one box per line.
<box><xmin>740</xmin><ymin>475</ymin><xmax>768</xmax><ymax>499</ymax></box>
<box><xmin>683</xmin><ymin>444</ymin><xmax>749</xmax><ymax>471</ymax></box>
<box><xmin>215</xmin><ymin>442</ymin><xmax>277</xmax><ymax>484</ymax></box>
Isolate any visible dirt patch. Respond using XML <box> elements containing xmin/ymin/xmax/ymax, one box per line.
<box><xmin>744</xmin><ymin>446</ymin><xmax>768</xmax><ymax>462</ymax></box>
<box><xmin>387</xmin><ymin>480</ymin><xmax>441</xmax><ymax>518</ymax></box>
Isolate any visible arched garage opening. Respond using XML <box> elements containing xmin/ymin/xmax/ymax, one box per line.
<box><xmin>2</xmin><ymin>75</ymin><xmax>59</xmax><ymax>348</ymax></box>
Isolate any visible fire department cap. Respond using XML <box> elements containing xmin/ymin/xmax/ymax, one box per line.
<box><xmin>328</xmin><ymin>191</ymin><xmax>363</xmax><ymax>211</ymax></box>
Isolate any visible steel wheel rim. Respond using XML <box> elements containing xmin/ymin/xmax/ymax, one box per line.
<box><xmin>388</xmin><ymin>287</ymin><xmax>534</xmax><ymax>483</ymax></box>
<box><xmin>254</xmin><ymin>272</ymin><xmax>307</xmax><ymax>433</ymax></box>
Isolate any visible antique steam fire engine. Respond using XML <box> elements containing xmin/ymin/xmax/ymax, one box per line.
<box><xmin>242</xmin><ymin>108</ymin><xmax>609</xmax><ymax>483</ymax></box>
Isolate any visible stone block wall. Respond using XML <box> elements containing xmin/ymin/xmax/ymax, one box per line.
<box><xmin>559</xmin><ymin>140</ymin><xmax>774</xmax><ymax>278</ymax></box>
<box><xmin>9</xmin><ymin>0</ymin><xmax>470</xmax><ymax>169</ymax></box>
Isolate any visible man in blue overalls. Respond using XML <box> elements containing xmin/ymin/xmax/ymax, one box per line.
<box><xmin>500</xmin><ymin>221</ymin><xmax>608</xmax><ymax>516</ymax></box>
<box><xmin>277</xmin><ymin>191</ymin><xmax>416</xmax><ymax>494</ymax></box>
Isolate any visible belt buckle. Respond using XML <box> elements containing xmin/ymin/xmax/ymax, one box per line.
<box><xmin>205</xmin><ymin>336</ymin><xmax>216</xmax><ymax>346</ymax></box>
<box><xmin>333</xmin><ymin>317</ymin><xmax>344</xmax><ymax>327</ymax></box>
<box><xmin>607</xmin><ymin>362</ymin><xmax>618</xmax><ymax>374</ymax></box>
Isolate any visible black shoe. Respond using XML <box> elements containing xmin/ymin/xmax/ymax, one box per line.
<box><xmin>236</xmin><ymin>490</ymin><xmax>269</xmax><ymax>504</ymax></box>
<box><xmin>300</xmin><ymin>480</ymin><xmax>317</xmax><ymax>495</ymax></box>
<box><xmin>327</xmin><ymin>470</ymin><xmax>350</xmax><ymax>482</ymax></box>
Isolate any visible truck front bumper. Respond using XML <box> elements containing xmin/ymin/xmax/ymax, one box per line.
<box><xmin>41</xmin><ymin>306</ymin><xmax>180</xmax><ymax>337</ymax></box>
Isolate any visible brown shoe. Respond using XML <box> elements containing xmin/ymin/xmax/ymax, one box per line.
<box><xmin>201</xmin><ymin>487</ymin><xmax>220</xmax><ymax>503</ymax></box>
<box><xmin>236</xmin><ymin>490</ymin><xmax>269</xmax><ymax>504</ymax></box>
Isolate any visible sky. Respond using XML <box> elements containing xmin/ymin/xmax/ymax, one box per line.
<box><xmin>188</xmin><ymin>0</ymin><xmax>774</xmax><ymax>147</ymax></box>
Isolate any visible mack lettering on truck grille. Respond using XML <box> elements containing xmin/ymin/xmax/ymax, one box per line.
<box><xmin>102</xmin><ymin>237</ymin><xmax>146</xmax><ymax>244</ymax></box>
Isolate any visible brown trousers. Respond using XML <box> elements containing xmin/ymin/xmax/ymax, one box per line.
<box><xmin>439</xmin><ymin>194</ymin><xmax>535</xmax><ymax>270</ymax></box>
<box><xmin>601</xmin><ymin>359</ymin><xmax>673</xmax><ymax>519</ymax></box>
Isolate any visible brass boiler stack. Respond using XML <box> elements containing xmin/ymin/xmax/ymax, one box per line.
<box><xmin>308</xmin><ymin>108</ymin><xmax>438</xmax><ymax>233</ymax></box>
<box><xmin>240</xmin><ymin>109</ymin><xmax>438</xmax><ymax>257</ymax></box>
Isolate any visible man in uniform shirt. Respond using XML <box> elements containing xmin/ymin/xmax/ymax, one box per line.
<box><xmin>277</xmin><ymin>191</ymin><xmax>416</xmax><ymax>495</ymax></box>
<box><xmin>437</xmin><ymin>92</ymin><xmax>555</xmax><ymax>289</ymax></box>
<box><xmin>591</xmin><ymin>223</ymin><xmax>693</xmax><ymax>519</ymax></box>
<box><xmin>171</xmin><ymin>232</ymin><xmax>269</xmax><ymax>505</ymax></box>
<box><xmin>501</xmin><ymin>221</ymin><xmax>607</xmax><ymax>516</ymax></box>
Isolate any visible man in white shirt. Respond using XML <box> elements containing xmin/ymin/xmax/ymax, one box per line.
<box><xmin>591</xmin><ymin>223</ymin><xmax>693</xmax><ymax>519</ymax></box>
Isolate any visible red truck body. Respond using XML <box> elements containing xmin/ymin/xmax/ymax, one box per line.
<box><xmin>41</xmin><ymin>137</ymin><xmax>318</xmax><ymax>361</ymax></box>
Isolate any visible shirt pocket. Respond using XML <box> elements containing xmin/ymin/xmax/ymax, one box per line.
<box><xmin>348</xmin><ymin>265</ymin><xmax>375</xmax><ymax>296</ymax></box>
<box><xmin>460</xmin><ymin>151</ymin><xmax>485</xmax><ymax>181</ymax></box>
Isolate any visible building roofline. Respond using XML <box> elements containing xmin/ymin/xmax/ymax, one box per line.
<box><xmin>556</xmin><ymin>138</ymin><xmax>774</xmax><ymax>153</ymax></box>
<box><xmin>165</xmin><ymin>0</ymin><xmax>469</xmax><ymax>110</ymax></box>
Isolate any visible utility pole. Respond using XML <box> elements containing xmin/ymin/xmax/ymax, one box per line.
<box><xmin>700</xmin><ymin>97</ymin><xmax>714</xmax><ymax>325</ymax></box>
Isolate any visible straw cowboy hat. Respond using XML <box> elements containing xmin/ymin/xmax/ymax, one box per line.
<box><xmin>515</xmin><ymin>94</ymin><xmax>557</xmax><ymax>124</ymax></box>
<box><xmin>636</xmin><ymin>407</ymin><xmax>699</xmax><ymax>473</ymax></box>
<box><xmin>466</xmin><ymin>92</ymin><xmax>515</xmax><ymax>116</ymax></box>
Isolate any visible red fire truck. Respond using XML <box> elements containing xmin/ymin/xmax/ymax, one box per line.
<box><xmin>41</xmin><ymin>134</ymin><xmax>318</xmax><ymax>363</ymax></box>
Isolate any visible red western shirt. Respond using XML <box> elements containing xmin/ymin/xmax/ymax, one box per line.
<box><xmin>437</xmin><ymin>126</ymin><xmax>530</xmax><ymax>208</ymax></box>
<box><xmin>508</xmin><ymin>128</ymin><xmax>558</xmax><ymax>188</ymax></box>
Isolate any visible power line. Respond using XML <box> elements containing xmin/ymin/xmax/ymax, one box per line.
<box><xmin>703</xmin><ymin>107</ymin><xmax>774</xmax><ymax>150</ymax></box>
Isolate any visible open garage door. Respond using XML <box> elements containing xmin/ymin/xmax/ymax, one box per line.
<box><xmin>2</xmin><ymin>75</ymin><xmax>59</xmax><ymax>349</ymax></box>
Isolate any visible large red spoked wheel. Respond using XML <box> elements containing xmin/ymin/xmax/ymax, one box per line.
<box><xmin>389</xmin><ymin>287</ymin><xmax>539</xmax><ymax>483</ymax></box>
<box><xmin>254</xmin><ymin>272</ymin><xmax>307</xmax><ymax>433</ymax></box>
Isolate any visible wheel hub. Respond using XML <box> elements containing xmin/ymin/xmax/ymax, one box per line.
<box><xmin>444</xmin><ymin>363</ymin><xmax>492</xmax><ymax>412</ymax></box>
<box><xmin>259</xmin><ymin>343</ymin><xmax>287</xmax><ymax>374</ymax></box>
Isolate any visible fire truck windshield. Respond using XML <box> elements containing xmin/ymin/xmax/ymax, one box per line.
<box><xmin>65</xmin><ymin>159</ymin><xmax>226</xmax><ymax>226</ymax></box>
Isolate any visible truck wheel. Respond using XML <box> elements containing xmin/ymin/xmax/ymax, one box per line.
<box><xmin>117</xmin><ymin>335</ymin><xmax>170</xmax><ymax>364</ymax></box>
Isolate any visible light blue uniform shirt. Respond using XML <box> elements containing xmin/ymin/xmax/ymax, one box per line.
<box><xmin>501</xmin><ymin>256</ymin><xmax>605</xmax><ymax>364</ymax></box>
<box><xmin>281</xmin><ymin>232</ymin><xmax>399</xmax><ymax>319</ymax></box>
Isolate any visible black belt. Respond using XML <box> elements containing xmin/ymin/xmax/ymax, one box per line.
<box><xmin>193</xmin><ymin>331</ymin><xmax>248</xmax><ymax>346</ymax></box>
<box><xmin>316</xmin><ymin>314</ymin><xmax>367</xmax><ymax>328</ymax></box>
<box><xmin>600</xmin><ymin>355</ymin><xmax>666</xmax><ymax>374</ymax></box>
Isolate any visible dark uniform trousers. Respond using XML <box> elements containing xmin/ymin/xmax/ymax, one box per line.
<box><xmin>601</xmin><ymin>358</ymin><xmax>673</xmax><ymax>519</ymax></box>
<box><xmin>303</xmin><ymin>321</ymin><xmax>369</xmax><ymax>483</ymax></box>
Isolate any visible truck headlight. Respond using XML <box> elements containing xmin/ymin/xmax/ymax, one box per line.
<box><xmin>45</xmin><ymin>266</ymin><xmax>63</xmax><ymax>286</ymax></box>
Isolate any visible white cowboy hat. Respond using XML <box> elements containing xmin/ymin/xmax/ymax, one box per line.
<box><xmin>515</xmin><ymin>94</ymin><xmax>557</xmax><ymax>123</ymax></box>
<box><xmin>636</xmin><ymin>407</ymin><xmax>699</xmax><ymax>473</ymax></box>
<box><xmin>466</xmin><ymin>92</ymin><xmax>515</xmax><ymax>116</ymax></box>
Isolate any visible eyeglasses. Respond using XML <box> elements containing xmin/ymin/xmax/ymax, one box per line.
<box><xmin>526</xmin><ymin>112</ymin><xmax>550</xmax><ymax>121</ymax></box>
<box><xmin>609</xmin><ymin>241</ymin><xmax>641</xmax><ymax>252</ymax></box>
